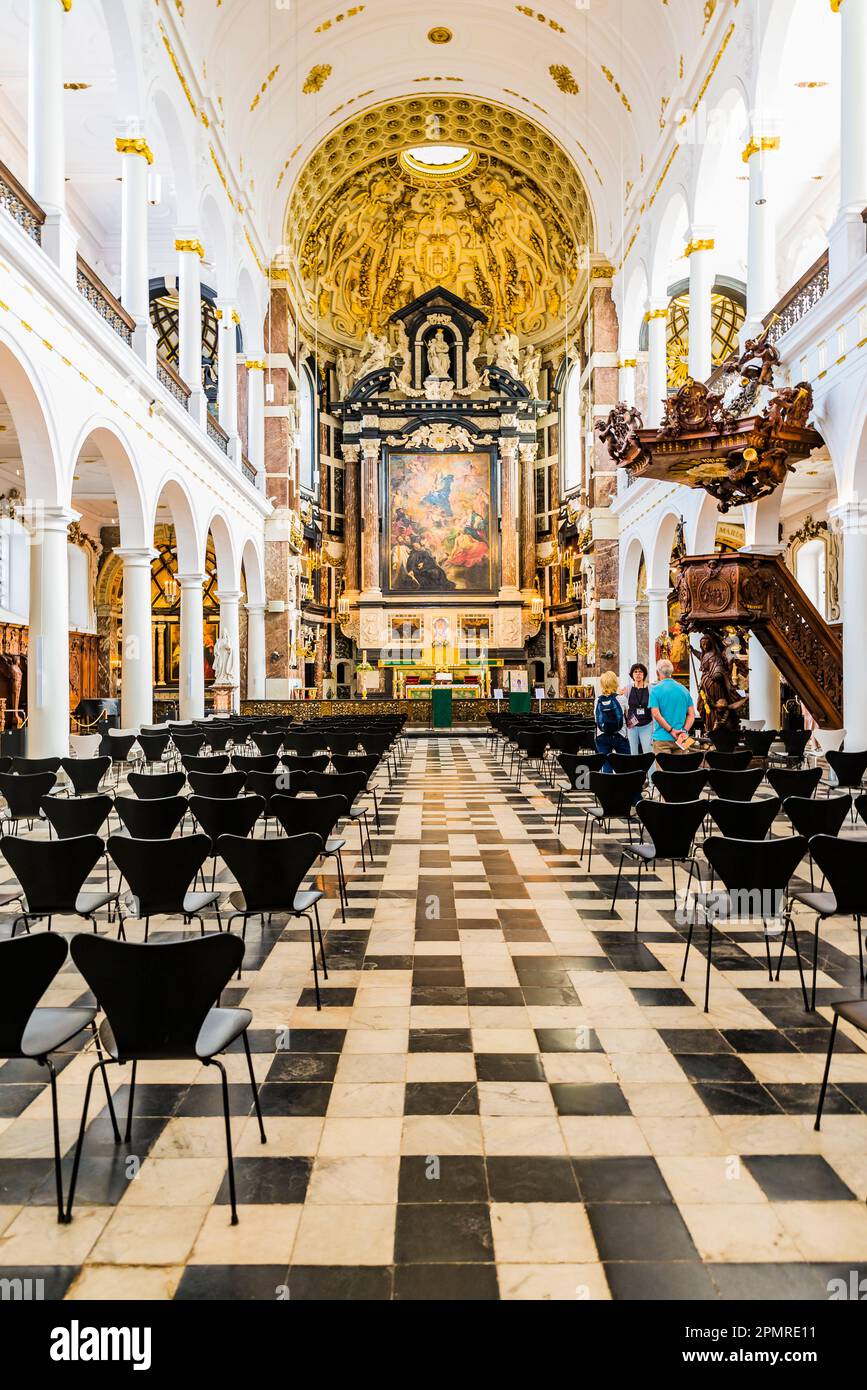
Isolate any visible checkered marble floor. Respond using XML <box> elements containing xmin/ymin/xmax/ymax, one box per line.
<box><xmin>1</xmin><ymin>736</ymin><xmax>867</xmax><ymax>1301</ymax></box>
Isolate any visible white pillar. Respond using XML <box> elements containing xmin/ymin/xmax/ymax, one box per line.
<box><xmin>116</xmin><ymin>547</ymin><xmax>154</xmax><ymax>730</ymax></box>
<box><xmin>175</xmin><ymin>234</ymin><xmax>206</xmax><ymax>426</ymax></box>
<box><xmin>742</xmin><ymin>137</ymin><xmax>779</xmax><ymax>340</ymax></box>
<box><xmin>217</xmin><ymin>303</ymin><xmax>241</xmax><ymax>462</ymax></box>
<box><xmin>619</xmin><ymin>599</ymin><xmax>638</xmax><ymax>672</ymax></box>
<box><xmin>645</xmin><ymin>304</ymin><xmax>668</xmax><ymax>427</ymax></box>
<box><xmin>646</xmin><ymin>586</ymin><xmax>670</xmax><ymax>673</ymax></box>
<box><xmin>177</xmin><ymin>573</ymin><xmax>205</xmax><ymax>720</ymax></box>
<box><xmin>833</xmin><ymin>500</ymin><xmax>867</xmax><ymax>745</ymax></box>
<box><xmin>748</xmin><ymin>637</ymin><xmax>781</xmax><ymax>730</ymax></box>
<box><xmin>829</xmin><ymin>0</ymin><xmax>867</xmax><ymax>282</ymax></box>
<box><xmin>28</xmin><ymin>0</ymin><xmax>77</xmax><ymax>279</ymax></box>
<box><xmin>685</xmin><ymin>229</ymin><xmax>715</xmax><ymax>383</ymax></box>
<box><xmin>217</xmin><ymin>588</ymin><xmax>242</xmax><ymax>712</ymax></box>
<box><xmin>246</xmin><ymin>359</ymin><xmax>265</xmax><ymax>486</ymax></box>
<box><xmin>23</xmin><ymin>505</ymin><xmax>74</xmax><ymax>758</ymax></box>
<box><xmin>116</xmin><ymin>135</ymin><xmax>155</xmax><ymax>366</ymax></box>
<box><xmin>246</xmin><ymin>601</ymin><xmax>266</xmax><ymax>700</ymax></box>
<box><xmin>618</xmin><ymin>357</ymin><xmax>637</xmax><ymax>408</ymax></box>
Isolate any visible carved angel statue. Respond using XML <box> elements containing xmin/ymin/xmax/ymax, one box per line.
<box><xmin>391</xmin><ymin>322</ymin><xmax>413</xmax><ymax>395</ymax></box>
<box><xmin>722</xmin><ymin>322</ymin><xmax>780</xmax><ymax>388</ymax></box>
<box><xmin>520</xmin><ymin>344</ymin><xmax>542</xmax><ymax>399</ymax></box>
<box><xmin>336</xmin><ymin>348</ymin><xmax>357</xmax><ymax>400</ymax></box>
<box><xmin>426</xmin><ymin>328</ymin><xmax>451</xmax><ymax>380</ymax></box>
<box><xmin>492</xmin><ymin>329</ymin><xmax>521</xmax><ymax>378</ymax></box>
<box><xmin>596</xmin><ymin>401</ymin><xmax>644</xmax><ymax>463</ymax></box>
<box><xmin>355</xmin><ymin>328</ymin><xmax>391</xmax><ymax>379</ymax></box>
<box><xmin>462</xmin><ymin>323</ymin><xmax>487</xmax><ymax>393</ymax></box>
<box><xmin>213</xmin><ymin>631</ymin><xmax>234</xmax><ymax>686</ymax></box>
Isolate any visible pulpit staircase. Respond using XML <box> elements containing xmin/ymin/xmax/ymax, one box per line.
<box><xmin>676</xmin><ymin>552</ymin><xmax>843</xmax><ymax>728</ymax></box>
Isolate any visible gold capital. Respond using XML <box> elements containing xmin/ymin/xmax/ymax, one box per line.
<box><xmin>742</xmin><ymin>135</ymin><xmax>780</xmax><ymax>163</ymax></box>
<box><xmin>59</xmin><ymin>0</ymin><xmax>72</xmax><ymax>11</ymax></box>
<box><xmin>830</xmin><ymin>1</ymin><xmax>843</xmax><ymax>12</ymax></box>
<box><xmin>684</xmin><ymin>237</ymin><xmax>715</xmax><ymax>257</ymax></box>
<box><xmin>115</xmin><ymin>137</ymin><xmax>154</xmax><ymax>165</ymax></box>
<box><xmin>174</xmin><ymin>237</ymin><xmax>205</xmax><ymax>258</ymax></box>
<box><xmin>246</xmin><ymin>359</ymin><xmax>266</xmax><ymax>370</ymax></box>
<box><xmin>644</xmin><ymin>308</ymin><xmax>668</xmax><ymax>322</ymax></box>
<box><xmin>231</xmin><ymin>310</ymin><xmax>241</xmax><ymax>325</ymax></box>
<box><xmin>619</xmin><ymin>358</ymin><xmax>637</xmax><ymax>369</ymax></box>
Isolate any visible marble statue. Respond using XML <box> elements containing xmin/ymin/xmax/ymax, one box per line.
<box><xmin>488</xmin><ymin>328</ymin><xmax>520</xmax><ymax>378</ymax></box>
<box><xmin>213</xmin><ymin>631</ymin><xmax>234</xmax><ymax>686</ymax></box>
<box><xmin>336</xmin><ymin>348</ymin><xmax>357</xmax><ymax>400</ymax></box>
<box><xmin>462</xmin><ymin>323</ymin><xmax>487</xmax><ymax>394</ymax></box>
<box><xmin>426</xmin><ymin>328</ymin><xmax>451</xmax><ymax>379</ymax></box>
<box><xmin>391</xmin><ymin>322</ymin><xmax>414</xmax><ymax>394</ymax></box>
<box><xmin>520</xmin><ymin>344</ymin><xmax>541</xmax><ymax>398</ymax></box>
<box><xmin>355</xmin><ymin>328</ymin><xmax>391</xmax><ymax>379</ymax></box>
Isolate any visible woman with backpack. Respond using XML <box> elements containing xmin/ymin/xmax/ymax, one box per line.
<box><xmin>595</xmin><ymin>670</ymin><xmax>630</xmax><ymax>772</ymax></box>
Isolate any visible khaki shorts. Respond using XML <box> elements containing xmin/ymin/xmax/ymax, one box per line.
<box><xmin>652</xmin><ymin>739</ymin><xmax>687</xmax><ymax>756</ymax></box>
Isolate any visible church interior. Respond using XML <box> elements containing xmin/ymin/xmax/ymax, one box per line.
<box><xmin>0</xmin><ymin>0</ymin><xmax>866</xmax><ymax>1332</ymax></box>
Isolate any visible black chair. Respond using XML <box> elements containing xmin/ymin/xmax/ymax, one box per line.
<box><xmin>654</xmin><ymin>751</ymin><xmax>704</xmax><ymax>774</ymax></box>
<box><xmin>203</xmin><ymin>724</ymin><xmax>235</xmax><ymax>754</ymax></box>
<box><xmin>182</xmin><ymin>753</ymin><xmax>230</xmax><ymax>775</ymax></box>
<box><xmin>10</xmin><ymin>757</ymin><xmax>62</xmax><ymax>777</ymax></box>
<box><xmin>855</xmin><ymin>792</ymin><xmax>867</xmax><ymax>830</ymax></box>
<box><xmin>705</xmin><ymin>749</ymin><xmax>753</xmax><ymax>771</ymax></box>
<box><xmin>682</xmin><ymin>835</ymin><xmax>808</xmax><ymax>1012</ymax></box>
<box><xmin>253</xmin><ymin>731</ymin><xmax>284</xmax><ymax>757</ymax></box>
<box><xmin>331</xmin><ymin>753</ymin><xmax>382</xmax><ymax>829</ymax></box>
<box><xmin>108</xmin><ymin>833</ymin><xmax>222</xmax><ymax>940</ymax></box>
<box><xmin>283</xmin><ymin>733</ymin><xmax>327</xmax><ymax>758</ymax></box>
<box><xmin>608</xmin><ymin>752</ymin><xmax>655</xmax><ymax>776</ymax></box>
<box><xmin>766</xmin><ymin>766</ymin><xmax>822</xmax><ymax>801</ymax></box>
<box><xmin>705</xmin><ymin>767</ymin><xmax>764</xmax><ymax>802</ymax></box>
<box><xmin>580</xmin><ymin>770</ymin><xmax>645</xmax><ymax>864</ymax></box>
<box><xmin>135</xmin><ymin>731</ymin><xmax>172</xmax><ymax>772</ymax></box>
<box><xmin>231</xmin><ymin>753</ymin><xmax>280</xmax><ymax>776</ymax></box>
<box><xmin>0</xmin><ymin>934</ymin><xmax>118</xmax><ymax>1222</ymax></box>
<box><xmin>783</xmin><ymin>835</ymin><xmax>867</xmax><ymax>1011</ymax></box>
<box><xmin>1</xmin><ymin>834</ymin><xmax>119</xmax><ymax>936</ymax></box>
<box><xmin>306</xmin><ymin>770</ymin><xmax>372</xmax><ymax>869</ymax></box>
<box><xmin>326</xmin><ymin>731</ymin><xmax>362</xmax><ymax>758</ymax></box>
<box><xmin>784</xmin><ymin>794</ymin><xmax>852</xmax><ymax>888</ymax></box>
<box><xmin>826</xmin><ymin>750</ymin><xmax>867</xmax><ymax>804</ymax></box>
<box><xmin>707</xmin><ymin>726</ymin><xmax>741</xmax><ymax>753</ymax></box>
<box><xmin>554</xmin><ymin>753</ymin><xmax>605</xmax><ymax>833</ymax></box>
<box><xmin>61</xmin><ymin>755</ymin><xmax>111</xmax><ymax>796</ymax></box>
<box><xmin>776</xmin><ymin>728</ymin><xmax>812</xmax><ymax>764</ymax></box>
<box><xmin>272</xmin><ymin>794</ymin><xmax>350</xmax><ymax>921</ymax></box>
<box><xmin>64</xmin><ymin>933</ymin><xmax>265</xmax><ymax>1225</ymax></box>
<box><xmin>188</xmin><ymin>770</ymin><xmax>247</xmax><ymax>800</ymax></box>
<box><xmin>814</xmin><ymin>997</ymin><xmax>867</xmax><ymax>1131</ymax></box>
<box><xmin>652</xmin><ymin>769</ymin><xmax>708</xmax><ymax>804</ymax></box>
<box><xmin>611</xmin><ymin>799</ymin><xmax>706</xmax><ymax>932</ymax></box>
<box><xmin>280</xmin><ymin>754</ymin><xmax>330</xmax><ymax>776</ymax></box>
<box><xmin>42</xmin><ymin>793</ymin><xmax>112</xmax><ymax>840</ymax></box>
<box><xmin>127</xmin><ymin>771</ymin><xmax>186</xmax><ymax>801</ymax></box>
<box><xmin>743</xmin><ymin>729</ymin><xmax>779</xmax><ymax>758</ymax></box>
<box><xmin>106</xmin><ymin>732</ymin><xmax>140</xmax><ymax>787</ymax></box>
<box><xmin>114</xmin><ymin>795</ymin><xmax>187</xmax><ymax>841</ymax></box>
<box><xmin>219</xmin><ymin>832</ymin><xmax>327</xmax><ymax>1004</ymax></box>
<box><xmin>189</xmin><ymin>795</ymin><xmax>265</xmax><ymax>887</ymax></box>
<box><xmin>0</xmin><ymin>770</ymin><xmax>57</xmax><ymax>833</ymax></box>
<box><xmin>170</xmin><ymin>731</ymin><xmax>206</xmax><ymax>761</ymax></box>
<box><xmin>707</xmin><ymin>796</ymin><xmax>781</xmax><ymax>842</ymax></box>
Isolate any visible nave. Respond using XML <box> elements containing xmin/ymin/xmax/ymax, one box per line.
<box><xmin>2</xmin><ymin>736</ymin><xmax>867</xmax><ymax>1303</ymax></box>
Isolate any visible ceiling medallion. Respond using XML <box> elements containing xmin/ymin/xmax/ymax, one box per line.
<box><xmin>303</xmin><ymin>64</ymin><xmax>333</xmax><ymax>94</ymax></box>
<box><xmin>549</xmin><ymin>64</ymin><xmax>579</xmax><ymax>95</ymax></box>
<box><xmin>427</xmin><ymin>27</ymin><xmax>453</xmax><ymax>44</ymax></box>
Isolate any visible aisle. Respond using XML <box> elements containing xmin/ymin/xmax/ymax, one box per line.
<box><xmin>1</xmin><ymin>737</ymin><xmax>866</xmax><ymax>1300</ymax></box>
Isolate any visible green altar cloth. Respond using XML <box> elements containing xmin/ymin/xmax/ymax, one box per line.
<box><xmin>431</xmin><ymin>688</ymin><xmax>453</xmax><ymax>728</ymax></box>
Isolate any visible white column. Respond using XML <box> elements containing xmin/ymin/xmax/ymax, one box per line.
<box><xmin>116</xmin><ymin>135</ymin><xmax>155</xmax><ymax>366</ymax></box>
<box><xmin>618</xmin><ymin>358</ymin><xmax>637</xmax><ymax>408</ymax></box>
<box><xmin>217</xmin><ymin>588</ymin><xmax>242</xmax><ymax>712</ymax></box>
<box><xmin>27</xmin><ymin>0</ymin><xmax>77</xmax><ymax>279</ymax></box>
<box><xmin>685</xmin><ymin>229</ymin><xmax>715</xmax><ymax>382</ymax></box>
<box><xmin>742</xmin><ymin>137</ymin><xmax>779</xmax><ymax>340</ymax></box>
<box><xmin>177</xmin><ymin>573</ymin><xmax>205</xmax><ymax>720</ymax></box>
<box><xmin>619</xmin><ymin>599</ymin><xmax>638</xmax><ymax>672</ymax></box>
<box><xmin>646</xmin><ymin>586</ymin><xmax>670</xmax><ymax>673</ymax></box>
<box><xmin>829</xmin><ymin>0</ymin><xmax>867</xmax><ymax>282</ymax></box>
<box><xmin>833</xmin><ymin>500</ymin><xmax>867</xmax><ymax>745</ymax></box>
<box><xmin>246</xmin><ymin>602</ymin><xmax>266</xmax><ymax>700</ymax></box>
<box><xmin>175</xmin><ymin>234</ymin><xmax>206</xmax><ymax>426</ymax></box>
<box><xmin>115</xmin><ymin>547</ymin><xmax>154</xmax><ymax>730</ymax></box>
<box><xmin>748</xmin><ymin>638</ymin><xmax>781</xmax><ymax>730</ymax></box>
<box><xmin>217</xmin><ymin>302</ymin><xmax>241</xmax><ymax>462</ymax></box>
<box><xmin>645</xmin><ymin>304</ymin><xmax>668</xmax><ymax>428</ymax></box>
<box><xmin>246</xmin><ymin>359</ymin><xmax>265</xmax><ymax>486</ymax></box>
<box><xmin>23</xmin><ymin>505</ymin><xmax>74</xmax><ymax>758</ymax></box>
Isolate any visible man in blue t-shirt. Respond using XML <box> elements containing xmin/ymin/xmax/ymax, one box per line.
<box><xmin>649</xmin><ymin>659</ymin><xmax>696</xmax><ymax>754</ymax></box>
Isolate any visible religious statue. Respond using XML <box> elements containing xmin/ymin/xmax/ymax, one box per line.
<box><xmin>690</xmin><ymin>631</ymin><xmax>747</xmax><ymax>733</ymax></box>
<box><xmin>461</xmin><ymin>322</ymin><xmax>487</xmax><ymax>394</ymax></box>
<box><xmin>355</xmin><ymin>328</ymin><xmax>391</xmax><ymax>379</ymax></box>
<box><xmin>723</xmin><ymin>323</ymin><xmax>780</xmax><ymax>389</ymax></box>
<box><xmin>0</xmin><ymin>653</ymin><xmax>23</xmax><ymax>725</ymax></box>
<box><xmin>487</xmin><ymin>328</ymin><xmax>520</xmax><ymax>378</ymax></box>
<box><xmin>336</xmin><ymin>348</ymin><xmax>357</xmax><ymax>400</ymax></box>
<box><xmin>390</xmin><ymin>321</ymin><xmax>416</xmax><ymax>395</ymax></box>
<box><xmin>520</xmin><ymin>344</ymin><xmax>542</xmax><ymax>399</ymax></box>
<box><xmin>597</xmin><ymin>401</ymin><xmax>645</xmax><ymax>464</ymax></box>
<box><xmin>212</xmin><ymin>631</ymin><xmax>234</xmax><ymax>686</ymax></box>
<box><xmin>426</xmin><ymin>328</ymin><xmax>451</xmax><ymax>380</ymax></box>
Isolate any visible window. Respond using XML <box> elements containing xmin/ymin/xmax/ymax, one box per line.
<box><xmin>298</xmin><ymin>365</ymin><xmax>316</xmax><ymax>495</ymax></box>
<box><xmin>561</xmin><ymin>364</ymin><xmax>582</xmax><ymax>494</ymax></box>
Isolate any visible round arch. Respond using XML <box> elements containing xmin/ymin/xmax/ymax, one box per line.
<box><xmin>649</xmin><ymin>509</ymin><xmax>683</xmax><ymax>591</ymax></box>
<box><xmin>240</xmin><ymin>536</ymin><xmax>266</xmax><ymax>606</ymax></box>
<box><xmin>205</xmin><ymin>510</ymin><xmax>240</xmax><ymax>594</ymax></box>
<box><xmin>150</xmin><ymin>475</ymin><xmax>201</xmax><ymax>574</ymax></box>
<box><xmin>650</xmin><ymin>187</ymin><xmax>690</xmax><ymax>303</ymax></box>
<box><xmin>621</xmin><ymin>535</ymin><xmax>646</xmax><ymax>600</ymax></box>
<box><xmin>65</xmin><ymin>418</ymin><xmax>148</xmax><ymax>549</ymax></box>
<box><xmin>0</xmin><ymin>333</ymin><xmax>63</xmax><ymax>506</ymax></box>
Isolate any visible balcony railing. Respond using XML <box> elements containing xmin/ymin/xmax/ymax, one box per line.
<box><xmin>241</xmin><ymin>454</ymin><xmax>257</xmax><ymax>485</ymax></box>
<box><xmin>156</xmin><ymin>352</ymin><xmax>191</xmax><ymax>407</ymax></box>
<box><xmin>763</xmin><ymin>249</ymin><xmax>830</xmax><ymax>343</ymax></box>
<box><xmin>0</xmin><ymin>160</ymin><xmax>44</xmax><ymax>244</ymax></box>
<box><xmin>207</xmin><ymin>412</ymin><xmax>229</xmax><ymax>455</ymax></box>
<box><xmin>76</xmin><ymin>255</ymin><xmax>135</xmax><ymax>346</ymax></box>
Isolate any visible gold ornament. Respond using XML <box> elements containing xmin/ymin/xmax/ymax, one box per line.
<box><xmin>549</xmin><ymin>64</ymin><xmax>579</xmax><ymax>95</ymax></box>
<box><xmin>303</xmin><ymin>65</ymin><xmax>332</xmax><ymax>94</ymax></box>
<box><xmin>427</xmin><ymin>27</ymin><xmax>453</xmax><ymax>43</ymax></box>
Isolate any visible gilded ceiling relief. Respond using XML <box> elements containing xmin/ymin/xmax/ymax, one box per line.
<box><xmin>298</xmin><ymin>155</ymin><xmax>579</xmax><ymax>343</ymax></box>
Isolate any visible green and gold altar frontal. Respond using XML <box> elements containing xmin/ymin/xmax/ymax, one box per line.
<box><xmin>241</xmin><ymin>697</ymin><xmax>593</xmax><ymax>725</ymax></box>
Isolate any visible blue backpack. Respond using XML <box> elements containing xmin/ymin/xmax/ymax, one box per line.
<box><xmin>597</xmin><ymin>695</ymin><xmax>624</xmax><ymax>735</ymax></box>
